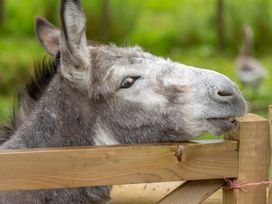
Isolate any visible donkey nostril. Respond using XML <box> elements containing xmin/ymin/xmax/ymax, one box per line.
<box><xmin>212</xmin><ymin>88</ymin><xmax>236</xmax><ymax>102</ymax></box>
<box><xmin>217</xmin><ymin>90</ymin><xmax>233</xmax><ymax>97</ymax></box>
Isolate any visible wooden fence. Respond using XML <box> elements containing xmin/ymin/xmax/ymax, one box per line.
<box><xmin>0</xmin><ymin>107</ymin><xmax>271</xmax><ymax>204</ymax></box>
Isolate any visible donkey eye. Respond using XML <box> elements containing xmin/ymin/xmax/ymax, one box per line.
<box><xmin>120</xmin><ymin>76</ymin><xmax>140</xmax><ymax>89</ymax></box>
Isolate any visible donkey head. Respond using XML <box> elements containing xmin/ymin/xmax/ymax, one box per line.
<box><xmin>35</xmin><ymin>0</ymin><xmax>246</xmax><ymax>144</ymax></box>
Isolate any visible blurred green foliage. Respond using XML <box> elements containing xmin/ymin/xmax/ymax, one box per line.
<box><xmin>2</xmin><ymin>0</ymin><xmax>272</xmax><ymax>53</ymax></box>
<box><xmin>0</xmin><ymin>0</ymin><xmax>272</xmax><ymax>126</ymax></box>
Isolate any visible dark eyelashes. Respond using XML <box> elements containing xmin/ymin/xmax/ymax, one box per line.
<box><xmin>120</xmin><ymin>76</ymin><xmax>141</xmax><ymax>89</ymax></box>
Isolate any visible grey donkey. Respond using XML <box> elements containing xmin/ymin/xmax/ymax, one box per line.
<box><xmin>0</xmin><ymin>0</ymin><xmax>246</xmax><ymax>203</ymax></box>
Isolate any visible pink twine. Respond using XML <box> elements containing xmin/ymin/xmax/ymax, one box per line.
<box><xmin>225</xmin><ymin>179</ymin><xmax>272</xmax><ymax>192</ymax></box>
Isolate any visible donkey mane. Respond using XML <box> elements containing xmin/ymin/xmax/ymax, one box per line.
<box><xmin>0</xmin><ymin>56</ymin><xmax>59</xmax><ymax>144</ymax></box>
<box><xmin>26</xmin><ymin>56</ymin><xmax>59</xmax><ymax>101</ymax></box>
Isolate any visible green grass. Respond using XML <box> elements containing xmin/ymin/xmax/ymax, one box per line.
<box><xmin>0</xmin><ymin>36</ymin><xmax>43</xmax><ymax>96</ymax></box>
<box><xmin>0</xmin><ymin>96</ymin><xmax>13</xmax><ymax>124</ymax></box>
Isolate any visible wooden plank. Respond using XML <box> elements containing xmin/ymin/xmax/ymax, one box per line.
<box><xmin>111</xmin><ymin>182</ymin><xmax>184</xmax><ymax>204</ymax></box>
<box><xmin>158</xmin><ymin>179</ymin><xmax>224</xmax><ymax>204</ymax></box>
<box><xmin>269</xmin><ymin>105</ymin><xmax>272</xmax><ymax>204</ymax></box>
<box><xmin>203</xmin><ymin>190</ymin><xmax>222</xmax><ymax>204</ymax></box>
<box><xmin>0</xmin><ymin>141</ymin><xmax>238</xmax><ymax>191</ymax></box>
<box><xmin>111</xmin><ymin>182</ymin><xmax>223</xmax><ymax>204</ymax></box>
<box><xmin>223</xmin><ymin>114</ymin><xmax>269</xmax><ymax>204</ymax></box>
<box><xmin>225</xmin><ymin>113</ymin><xmax>267</xmax><ymax>141</ymax></box>
<box><xmin>237</xmin><ymin>113</ymin><xmax>267</xmax><ymax>122</ymax></box>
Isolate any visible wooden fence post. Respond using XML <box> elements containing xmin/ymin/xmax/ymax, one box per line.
<box><xmin>268</xmin><ymin>105</ymin><xmax>272</xmax><ymax>204</ymax></box>
<box><xmin>223</xmin><ymin>114</ymin><xmax>269</xmax><ymax>204</ymax></box>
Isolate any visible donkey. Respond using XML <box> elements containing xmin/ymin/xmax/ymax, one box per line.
<box><xmin>0</xmin><ymin>0</ymin><xmax>246</xmax><ymax>203</ymax></box>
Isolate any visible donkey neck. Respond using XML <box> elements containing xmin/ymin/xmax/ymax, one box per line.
<box><xmin>1</xmin><ymin>75</ymin><xmax>97</xmax><ymax>150</ymax></box>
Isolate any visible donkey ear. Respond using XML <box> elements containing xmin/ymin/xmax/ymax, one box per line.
<box><xmin>35</xmin><ymin>17</ymin><xmax>60</xmax><ymax>57</ymax></box>
<box><xmin>60</xmin><ymin>0</ymin><xmax>90</xmax><ymax>69</ymax></box>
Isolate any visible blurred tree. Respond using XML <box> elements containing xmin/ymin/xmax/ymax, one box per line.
<box><xmin>216</xmin><ymin>0</ymin><xmax>225</xmax><ymax>51</ymax></box>
<box><xmin>44</xmin><ymin>1</ymin><xmax>58</xmax><ymax>26</ymax></box>
<box><xmin>254</xmin><ymin>0</ymin><xmax>271</xmax><ymax>53</ymax></box>
<box><xmin>100</xmin><ymin>0</ymin><xmax>111</xmax><ymax>41</ymax></box>
<box><xmin>0</xmin><ymin>0</ymin><xmax>3</xmax><ymax>26</ymax></box>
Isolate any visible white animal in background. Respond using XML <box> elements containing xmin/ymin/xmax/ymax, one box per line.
<box><xmin>235</xmin><ymin>24</ymin><xmax>266</xmax><ymax>88</ymax></box>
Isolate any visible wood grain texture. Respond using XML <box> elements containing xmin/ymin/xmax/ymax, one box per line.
<box><xmin>111</xmin><ymin>182</ymin><xmax>184</xmax><ymax>204</ymax></box>
<box><xmin>203</xmin><ymin>190</ymin><xmax>222</xmax><ymax>204</ymax></box>
<box><xmin>111</xmin><ymin>182</ymin><xmax>223</xmax><ymax>204</ymax></box>
<box><xmin>0</xmin><ymin>141</ymin><xmax>238</xmax><ymax>191</ymax></box>
<box><xmin>223</xmin><ymin>114</ymin><xmax>269</xmax><ymax>204</ymax></box>
<box><xmin>269</xmin><ymin>105</ymin><xmax>272</xmax><ymax>204</ymax></box>
<box><xmin>157</xmin><ymin>179</ymin><xmax>224</xmax><ymax>204</ymax></box>
<box><xmin>225</xmin><ymin>113</ymin><xmax>267</xmax><ymax>141</ymax></box>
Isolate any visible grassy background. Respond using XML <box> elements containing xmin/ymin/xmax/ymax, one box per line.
<box><xmin>0</xmin><ymin>0</ymin><xmax>271</xmax><ymax>139</ymax></box>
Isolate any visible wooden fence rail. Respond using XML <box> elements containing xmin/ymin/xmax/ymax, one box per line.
<box><xmin>0</xmin><ymin>111</ymin><xmax>270</xmax><ymax>204</ymax></box>
<box><xmin>0</xmin><ymin>141</ymin><xmax>237</xmax><ymax>191</ymax></box>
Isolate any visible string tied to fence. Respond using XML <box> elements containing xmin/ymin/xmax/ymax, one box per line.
<box><xmin>224</xmin><ymin>179</ymin><xmax>272</xmax><ymax>192</ymax></box>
